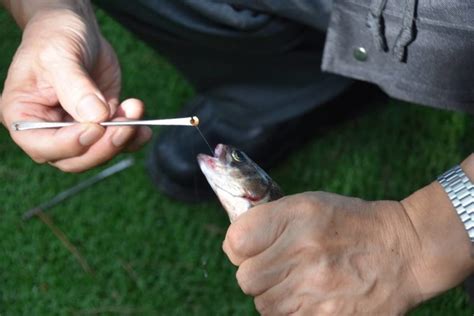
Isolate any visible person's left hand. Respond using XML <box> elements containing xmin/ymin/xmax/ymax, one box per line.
<box><xmin>222</xmin><ymin>192</ymin><xmax>425</xmax><ymax>315</ymax></box>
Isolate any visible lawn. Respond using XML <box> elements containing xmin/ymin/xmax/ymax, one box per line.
<box><xmin>1</xmin><ymin>7</ymin><xmax>473</xmax><ymax>316</ymax></box>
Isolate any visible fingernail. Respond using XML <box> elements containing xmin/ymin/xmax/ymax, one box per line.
<box><xmin>76</xmin><ymin>94</ymin><xmax>109</xmax><ymax>122</ymax></box>
<box><xmin>112</xmin><ymin>127</ymin><xmax>132</xmax><ymax>147</ymax></box>
<box><xmin>79</xmin><ymin>125</ymin><xmax>102</xmax><ymax>146</ymax></box>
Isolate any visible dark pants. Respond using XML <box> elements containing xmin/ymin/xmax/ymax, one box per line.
<box><xmin>94</xmin><ymin>0</ymin><xmax>352</xmax><ymax>127</ymax></box>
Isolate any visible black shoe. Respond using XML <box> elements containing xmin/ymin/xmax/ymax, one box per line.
<box><xmin>146</xmin><ymin>83</ymin><xmax>386</xmax><ymax>202</ymax></box>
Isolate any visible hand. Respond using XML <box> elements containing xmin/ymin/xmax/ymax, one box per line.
<box><xmin>223</xmin><ymin>192</ymin><xmax>431</xmax><ymax>315</ymax></box>
<box><xmin>0</xmin><ymin>1</ymin><xmax>152</xmax><ymax>172</ymax></box>
<box><xmin>223</xmin><ymin>192</ymin><xmax>425</xmax><ymax>315</ymax></box>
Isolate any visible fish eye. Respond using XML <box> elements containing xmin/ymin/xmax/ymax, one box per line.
<box><xmin>231</xmin><ymin>150</ymin><xmax>243</xmax><ymax>162</ymax></box>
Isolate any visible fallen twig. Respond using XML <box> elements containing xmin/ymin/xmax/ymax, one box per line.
<box><xmin>37</xmin><ymin>211</ymin><xmax>94</xmax><ymax>275</ymax></box>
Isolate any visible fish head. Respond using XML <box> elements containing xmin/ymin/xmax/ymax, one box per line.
<box><xmin>197</xmin><ymin>144</ymin><xmax>282</xmax><ymax>221</ymax></box>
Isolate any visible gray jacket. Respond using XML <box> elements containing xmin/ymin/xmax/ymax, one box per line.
<box><xmin>229</xmin><ymin>0</ymin><xmax>474</xmax><ymax>113</ymax></box>
<box><xmin>98</xmin><ymin>0</ymin><xmax>474</xmax><ymax>114</ymax></box>
<box><xmin>322</xmin><ymin>0</ymin><xmax>474</xmax><ymax>114</ymax></box>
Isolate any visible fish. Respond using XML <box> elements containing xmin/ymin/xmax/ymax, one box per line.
<box><xmin>197</xmin><ymin>144</ymin><xmax>283</xmax><ymax>222</ymax></box>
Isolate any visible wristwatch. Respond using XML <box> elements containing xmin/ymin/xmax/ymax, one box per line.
<box><xmin>438</xmin><ymin>165</ymin><xmax>474</xmax><ymax>243</ymax></box>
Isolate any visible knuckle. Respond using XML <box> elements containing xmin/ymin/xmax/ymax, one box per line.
<box><xmin>306</xmin><ymin>191</ymin><xmax>325</xmax><ymax>204</ymax></box>
<box><xmin>38</xmin><ymin>43</ymin><xmax>64</xmax><ymax>67</ymax></box>
<box><xmin>308</xmin><ymin>266</ymin><xmax>334</xmax><ymax>290</ymax></box>
<box><xmin>318</xmin><ymin>300</ymin><xmax>342</xmax><ymax>315</ymax></box>
<box><xmin>291</xmin><ymin>194</ymin><xmax>319</xmax><ymax>215</ymax></box>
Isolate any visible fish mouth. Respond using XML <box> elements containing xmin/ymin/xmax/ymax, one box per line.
<box><xmin>214</xmin><ymin>144</ymin><xmax>226</xmax><ymax>159</ymax></box>
<box><xmin>197</xmin><ymin>144</ymin><xmax>228</xmax><ymax>169</ymax></box>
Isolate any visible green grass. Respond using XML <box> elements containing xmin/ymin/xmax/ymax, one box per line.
<box><xmin>1</xmin><ymin>8</ymin><xmax>473</xmax><ymax>316</ymax></box>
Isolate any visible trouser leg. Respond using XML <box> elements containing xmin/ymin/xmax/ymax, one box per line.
<box><xmin>94</xmin><ymin>0</ymin><xmax>352</xmax><ymax>127</ymax></box>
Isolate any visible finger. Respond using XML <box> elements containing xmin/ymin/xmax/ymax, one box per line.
<box><xmin>117</xmin><ymin>99</ymin><xmax>152</xmax><ymax>151</ymax></box>
<box><xmin>10</xmin><ymin>121</ymin><xmax>104</xmax><ymax>163</ymax></box>
<box><xmin>49</xmin><ymin>59</ymin><xmax>111</xmax><ymax>122</ymax></box>
<box><xmin>223</xmin><ymin>200</ymin><xmax>289</xmax><ymax>265</ymax></box>
<box><xmin>124</xmin><ymin>126</ymin><xmax>152</xmax><ymax>152</ymax></box>
<box><xmin>1</xmin><ymin>92</ymin><xmax>105</xmax><ymax>163</ymax></box>
<box><xmin>114</xmin><ymin>98</ymin><xmax>144</xmax><ymax>118</ymax></box>
<box><xmin>113</xmin><ymin>98</ymin><xmax>149</xmax><ymax>151</ymax></box>
<box><xmin>254</xmin><ymin>275</ymin><xmax>303</xmax><ymax>316</ymax></box>
<box><xmin>236</xmin><ymin>238</ymin><xmax>296</xmax><ymax>296</ymax></box>
<box><xmin>50</xmin><ymin>98</ymin><xmax>145</xmax><ymax>172</ymax></box>
<box><xmin>50</xmin><ymin>123</ymin><xmax>136</xmax><ymax>172</ymax></box>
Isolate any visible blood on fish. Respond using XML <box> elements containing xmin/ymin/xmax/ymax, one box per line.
<box><xmin>243</xmin><ymin>193</ymin><xmax>262</xmax><ymax>202</ymax></box>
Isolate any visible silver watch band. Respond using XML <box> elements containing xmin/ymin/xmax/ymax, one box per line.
<box><xmin>438</xmin><ymin>165</ymin><xmax>474</xmax><ymax>243</ymax></box>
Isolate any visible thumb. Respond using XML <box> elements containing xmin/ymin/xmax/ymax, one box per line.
<box><xmin>50</xmin><ymin>60</ymin><xmax>111</xmax><ymax>122</ymax></box>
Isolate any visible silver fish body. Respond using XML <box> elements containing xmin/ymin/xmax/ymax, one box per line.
<box><xmin>197</xmin><ymin>144</ymin><xmax>283</xmax><ymax>222</ymax></box>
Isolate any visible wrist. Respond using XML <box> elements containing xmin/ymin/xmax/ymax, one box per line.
<box><xmin>3</xmin><ymin>0</ymin><xmax>93</xmax><ymax>29</ymax></box>
<box><xmin>401</xmin><ymin>154</ymin><xmax>474</xmax><ymax>300</ymax></box>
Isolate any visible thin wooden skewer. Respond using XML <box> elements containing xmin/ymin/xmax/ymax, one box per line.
<box><xmin>12</xmin><ymin>116</ymin><xmax>199</xmax><ymax>131</ymax></box>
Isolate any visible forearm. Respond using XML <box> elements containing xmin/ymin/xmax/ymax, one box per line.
<box><xmin>401</xmin><ymin>154</ymin><xmax>474</xmax><ymax>299</ymax></box>
<box><xmin>1</xmin><ymin>0</ymin><xmax>93</xmax><ymax>28</ymax></box>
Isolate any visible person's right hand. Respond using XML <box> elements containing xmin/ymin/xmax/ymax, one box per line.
<box><xmin>0</xmin><ymin>2</ymin><xmax>152</xmax><ymax>172</ymax></box>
